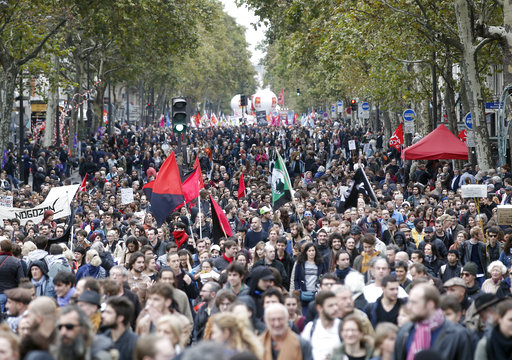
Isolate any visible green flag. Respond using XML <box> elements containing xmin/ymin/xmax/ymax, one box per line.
<box><xmin>272</xmin><ymin>153</ymin><xmax>293</xmax><ymax>210</ymax></box>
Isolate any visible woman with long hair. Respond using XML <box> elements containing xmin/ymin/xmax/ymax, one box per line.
<box><xmin>284</xmin><ymin>294</ymin><xmax>306</xmax><ymax>333</ymax></box>
<box><xmin>423</xmin><ymin>242</ymin><xmax>444</xmax><ymax>277</ymax></box>
<box><xmin>293</xmin><ymin>243</ymin><xmax>327</xmax><ymax>309</ymax></box>
<box><xmin>207</xmin><ymin>312</ymin><xmax>263</xmax><ymax>358</ymax></box>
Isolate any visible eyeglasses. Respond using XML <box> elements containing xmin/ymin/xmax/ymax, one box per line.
<box><xmin>461</xmin><ymin>272</ymin><xmax>472</xmax><ymax>277</ymax></box>
<box><xmin>58</xmin><ymin>323</ymin><xmax>80</xmax><ymax>331</ymax></box>
<box><xmin>488</xmin><ymin>234</ymin><xmax>497</xmax><ymax>238</ymax></box>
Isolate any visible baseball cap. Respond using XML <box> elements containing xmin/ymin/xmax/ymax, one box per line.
<box><xmin>4</xmin><ymin>288</ymin><xmax>32</xmax><ymax>305</ymax></box>
<box><xmin>443</xmin><ymin>277</ymin><xmax>466</xmax><ymax>288</ymax></box>
<box><xmin>210</xmin><ymin>244</ymin><xmax>221</xmax><ymax>252</ymax></box>
<box><xmin>350</xmin><ymin>225</ymin><xmax>362</xmax><ymax>235</ymax></box>
<box><xmin>260</xmin><ymin>206</ymin><xmax>272</xmax><ymax>215</ymax></box>
<box><xmin>78</xmin><ymin>290</ymin><xmax>101</xmax><ymax>307</ymax></box>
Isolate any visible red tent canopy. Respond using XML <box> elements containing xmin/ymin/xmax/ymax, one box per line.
<box><xmin>401</xmin><ymin>124</ymin><xmax>468</xmax><ymax>160</ymax></box>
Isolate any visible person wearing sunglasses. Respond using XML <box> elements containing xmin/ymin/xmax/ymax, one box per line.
<box><xmin>486</xmin><ymin>226</ymin><xmax>503</xmax><ymax>263</ymax></box>
<box><xmin>55</xmin><ymin>304</ymin><xmax>115</xmax><ymax>360</ymax></box>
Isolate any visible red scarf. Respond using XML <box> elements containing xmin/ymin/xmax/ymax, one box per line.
<box><xmin>222</xmin><ymin>253</ymin><xmax>234</xmax><ymax>264</ymax></box>
<box><xmin>173</xmin><ymin>230</ymin><xmax>188</xmax><ymax>249</ymax></box>
<box><xmin>0</xmin><ymin>251</ymin><xmax>12</xmax><ymax>256</ymax></box>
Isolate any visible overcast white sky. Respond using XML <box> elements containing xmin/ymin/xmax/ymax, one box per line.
<box><xmin>220</xmin><ymin>0</ymin><xmax>267</xmax><ymax>65</ymax></box>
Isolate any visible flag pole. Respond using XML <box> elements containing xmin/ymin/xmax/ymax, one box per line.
<box><xmin>182</xmin><ymin>202</ymin><xmax>195</xmax><ymax>241</ymax></box>
<box><xmin>198</xmin><ymin>200</ymin><xmax>203</xmax><ymax>240</ymax></box>
<box><xmin>275</xmin><ymin>150</ymin><xmax>304</xmax><ymax>228</ymax></box>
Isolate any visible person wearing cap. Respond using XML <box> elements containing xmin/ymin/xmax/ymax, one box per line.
<box><xmin>461</xmin><ymin>262</ymin><xmax>484</xmax><ymax>302</ymax></box>
<box><xmin>260</xmin><ymin>206</ymin><xmax>274</xmax><ymax>234</ymax></box>
<box><xmin>419</xmin><ymin>226</ymin><xmax>448</xmax><ymax>261</ymax></box>
<box><xmin>4</xmin><ymin>287</ymin><xmax>32</xmax><ymax>333</ymax></box>
<box><xmin>349</xmin><ymin>225</ymin><xmax>363</xmax><ymax>250</ymax></box>
<box><xmin>459</xmin><ymin>163</ymin><xmax>476</xmax><ymax>187</ymax></box>
<box><xmin>474</xmin><ymin>299</ymin><xmax>512</xmax><ymax>360</ymax></box>
<box><xmin>239</xmin><ymin>266</ymin><xmax>275</xmax><ymax>320</ymax></box>
<box><xmin>444</xmin><ymin>277</ymin><xmax>471</xmax><ymax>312</ymax></box>
<box><xmin>77</xmin><ymin>289</ymin><xmax>102</xmax><ymax>333</ymax></box>
<box><xmin>438</xmin><ymin>249</ymin><xmax>462</xmax><ymax>282</ymax></box>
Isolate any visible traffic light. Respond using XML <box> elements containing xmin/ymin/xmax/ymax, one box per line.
<box><xmin>240</xmin><ymin>94</ymin><xmax>247</xmax><ymax>106</ymax></box>
<box><xmin>172</xmin><ymin>97</ymin><xmax>187</xmax><ymax>133</ymax></box>
<box><xmin>350</xmin><ymin>99</ymin><xmax>357</xmax><ymax>111</ymax></box>
<box><xmin>297</xmin><ymin>88</ymin><xmax>301</xmax><ymax>96</ymax></box>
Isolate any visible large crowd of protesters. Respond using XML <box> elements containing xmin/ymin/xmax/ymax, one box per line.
<box><xmin>0</xmin><ymin>119</ymin><xmax>512</xmax><ymax>360</ymax></box>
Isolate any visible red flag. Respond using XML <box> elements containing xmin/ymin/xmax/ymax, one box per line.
<box><xmin>238</xmin><ymin>172</ymin><xmax>246</xmax><ymax>199</ymax></box>
<box><xmin>389</xmin><ymin>123</ymin><xmax>404</xmax><ymax>151</ymax></box>
<box><xmin>150</xmin><ymin>152</ymin><xmax>185</xmax><ymax>226</ymax></box>
<box><xmin>458</xmin><ymin>129</ymin><xmax>467</xmax><ymax>143</ymax></box>
<box><xmin>278</xmin><ymin>88</ymin><xmax>284</xmax><ymax>106</ymax></box>
<box><xmin>210</xmin><ymin>194</ymin><xmax>233</xmax><ymax>241</ymax></box>
<box><xmin>182</xmin><ymin>167</ymin><xmax>201</xmax><ymax>203</ymax></box>
<box><xmin>193</xmin><ymin>156</ymin><xmax>205</xmax><ymax>189</ymax></box>
<box><xmin>79</xmin><ymin>174</ymin><xmax>87</xmax><ymax>192</ymax></box>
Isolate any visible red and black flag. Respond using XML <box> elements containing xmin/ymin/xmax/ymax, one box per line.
<box><xmin>182</xmin><ymin>166</ymin><xmax>201</xmax><ymax>203</ymax></box>
<box><xmin>150</xmin><ymin>152</ymin><xmax>185</xmax><ymax>226</ymax></box>
<box><xmin>210</xmin><ymin>194</ymin><xmax>233</xmax><ymax>242</ymax></box>
<box><xmin>142</xmin><ymin>180</ymin><xmax>154</xmax><ymax>200</ymax></box>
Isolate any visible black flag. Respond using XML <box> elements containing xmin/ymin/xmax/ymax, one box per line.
<box><xmin>344</xmin><ymin>167</ymin><xmax>378</xmax><ymax>209</ymax></box>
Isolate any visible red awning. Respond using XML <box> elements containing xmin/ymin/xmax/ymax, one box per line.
<box><xmin>401</xmin><ymin>124</ymin><xmax>468</xmax><ymax>160</ymax></box>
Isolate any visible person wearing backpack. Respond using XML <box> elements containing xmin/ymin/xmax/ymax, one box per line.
<box><xmin>301</xmin><ymin>290</ymin><xmax>342</xmax><ymax>360</ymax></box>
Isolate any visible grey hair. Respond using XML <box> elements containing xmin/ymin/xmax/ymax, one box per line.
<box><xmin>110</xmin><ymin>265</ymin><xmax>129</xmax><ymax>277</ymax></box>
<box><xmin>183</xmin><ymin>341</ymin><xmax>228</xmax><ymax>360</ymax></box>
<box><xmin>488</xmin><ymin>260</ymin><xmax>507</xmax><ymax>275</ymax></box>
<box><xmin>263</xmin><ymin>302</ymin><xmax>289</xmax><ymax>323</ymax></box>
<box><xmin>58</xmin><ymin>305</ymin><xmax>93</xmax><ymax>343</ymax></box>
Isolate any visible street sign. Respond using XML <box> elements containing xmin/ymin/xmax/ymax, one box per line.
<box><xmin>464</xmin><ymin>112</ymin><xmax>472</xmax><ymax>130</ymax></box>
<box><xmin>337</xmin><ymin>101</ymin><xmax>343</xmax><ymax>114</ymax></box>
<box><xmin>361</xmin><ymin>102</ymin><xmax>370</xmax><ymax>111</ymax></box>
<box><xmin>403</xmin><ymin>109</ymin><xmax>416</xmax><ymax>122</ymax></box>
<box><xmin>466</xmin><ymin>130</ymin><xmax>475</xmax><ymax>147</ymax></box>
<box><xmin>485</xmin><ymin>102</ymin><xmax>504</xmax><ymax>110</ymax></box>
<box><xmin>404</xmin><ymin>121</ymin><xmax>415</xmax><ymax>134</ymax></box>
<box><xmin>331</xmin><ymin>105</ymin><xmax>336</xmax><ymax>113</ymax></box>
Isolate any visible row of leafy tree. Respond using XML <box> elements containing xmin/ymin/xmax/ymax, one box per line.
<box><xmin>240</xmin><ymin>0</ymin><xmax>512</xmax><ymax>170</ymax></box>
<box><xmin>0</xmin><ymin>0</ymin><xmax>257</xmax><ymax>154</ymax></box>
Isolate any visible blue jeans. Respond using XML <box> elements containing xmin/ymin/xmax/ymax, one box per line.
<box><xmin>0</xmin><ymin>293</ymin><xmax>6</xmax><ymax>312</ymax></box>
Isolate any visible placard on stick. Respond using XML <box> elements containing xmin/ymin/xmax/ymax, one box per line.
<box><xmin>461</xmin><ymin>184</ymin><xmax>487</xmax><ymax>198</ymax></box>
<box><xmin>121</xmin><ymin>188</ymin><xmax>134</xmax><ymax>205</ymax></box>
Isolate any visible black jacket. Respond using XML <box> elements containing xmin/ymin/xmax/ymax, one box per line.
<box><xmin>460</xmin><ymin>240</ymin><xmax>487</xmax><ymax>275</ymax></box>
<box><xmin>0</xmin><ymin>254</ymin><xmax>24</xmax><ymax>293</ymax></box>
<box><xmin>393</xmin><ymin>318</ymin><xmax>472</xmax><ymax>360</ymax></box>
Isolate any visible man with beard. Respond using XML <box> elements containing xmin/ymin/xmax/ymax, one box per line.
<box><xmin>101</xmin><ymin>296</ymin><xmax>138</xmax><ymax>360</ymax></box>
<box><xmin>20</xmin><ymin>296</ymin><xmax>58</xmax><ymax>360</ymax></box>
<box><xmin>393</xmin><ymin>283</ymin><xmax>472</xmax><ymax>360</ymax></box>
<box><xmin>127</xmin><ymin>252</ymin><xmax>151</xmax><ymax>304</ymax></box>
<box><xmin>324</xmin><ymin>232</ymin><xmax>344</xmax><ymax>272</ymax></box>
<box><xmin>53</xmin><ymin>305</ymin><xmax>115</xmax><ymax>360</ymax></box>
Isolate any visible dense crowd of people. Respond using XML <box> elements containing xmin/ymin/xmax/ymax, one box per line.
<box><xmin>0</xmin><ymin>120</ymin><xmax>512</xmax><ymax>360</ymax></box>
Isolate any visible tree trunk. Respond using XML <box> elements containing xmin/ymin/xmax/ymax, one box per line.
<box><xmin>454</xmin><ymin>0</ymin><xmax>493</xmax><ymax>170</ymax></box>
<box><xmin>443</xmin><ymin>56</ymin><xmax>458</xmax><ymax>135</ymax></box>
<box><xmin>93</xmin><ymin>83</ymin><xmax>106</xmax><ymax>132</ymax></box>
<box><xmin>0</xmin><ymin>67</ymin><xmax>18</xmax><ymax>154</ymax></box>
<box><xmin>43</xmin><ymin>55</ymin><xmax>59</xmax><ymax>147</ymax></box>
